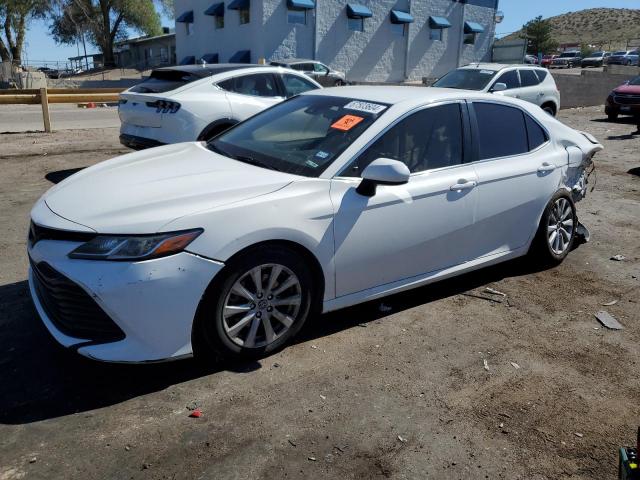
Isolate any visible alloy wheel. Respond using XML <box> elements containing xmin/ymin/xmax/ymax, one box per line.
<box><xmin>547</xmin><ymin>198</ymin><xmax>574</xmax><ymax>255</ymax></box>
<box><xmin>222</xmin><ymin>263</ymin><xmax>302</xmax><ymax>348</ymax></box>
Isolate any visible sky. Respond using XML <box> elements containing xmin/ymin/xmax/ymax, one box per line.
<box><xmin>19</xmin><ymin>0</ymin><xmax>640</xmax><ymax>66</ymax></box>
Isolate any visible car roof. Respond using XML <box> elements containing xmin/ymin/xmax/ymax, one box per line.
<box><xmin>302</xmin><ymin>85</ymin><xmax>515</xmax><ymax>107</ymax></box>
<box><xmin>459</xmin><ymin>63</ymin><xmax>545</xmax><ymax>71</ymax></box>
<box><xmin>271</xmin><ymin>58</ymin><xmax>317</xmax><ymax>64</ymax></box>
<box><xmin>153</xmin><ymin>64</ymin><xmax>270</xmax><ymax>78</ymax></box>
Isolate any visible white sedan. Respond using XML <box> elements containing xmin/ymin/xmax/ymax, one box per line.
<box><xmin>28</xmin><ymin>87</ymin><xmax>602</xmax><ymax>363</ymax></box>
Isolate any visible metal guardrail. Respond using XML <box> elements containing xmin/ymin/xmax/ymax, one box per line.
<box><xmin>0</xmin><ymin>88</ymin><xmax>124</xmax><ymax>132</ymax></box>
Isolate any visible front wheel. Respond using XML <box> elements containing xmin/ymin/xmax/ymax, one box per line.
<box><xmin>529</xmin><ymin>194</ymin><xmax>577</xmax><ymax>265</ymax></box>
<box><xmin>194</xmin><ymin>246</ymin><xmax>314</xmax><ymax>360</ymax></box>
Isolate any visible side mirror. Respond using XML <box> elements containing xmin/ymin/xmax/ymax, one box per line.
<box><xmin>356</xmin><ymin>158</ymin><xmax>410</xmax><ymax>197</ymax></box>
<box><xmin>491</xmin><ymin>82</ymin><xmax>507</xmax><ymax>92</ymax></box>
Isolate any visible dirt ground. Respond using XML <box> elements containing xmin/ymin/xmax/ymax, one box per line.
<box><xmin>0</xmin><ymin>107</ymin><xmax>638</xmax><ymax>480</ymax></box>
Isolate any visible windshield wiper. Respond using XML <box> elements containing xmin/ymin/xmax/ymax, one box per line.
<box><xmin>207</xmin><ymin>141</ymin><xmax>232</xmax><ymax>157</ymax></box>
<box><xmin>235</xmin><ymin>155</ymin><xmax>279</xmax><ymax>172</ymax></box>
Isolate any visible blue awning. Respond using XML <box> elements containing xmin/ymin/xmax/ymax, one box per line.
<box><xmin>204</xmin><ymin>3</ymin><xmax>224</xmax><ymax>16</ymax></box>
<box><xmin>201</xmin><ymin>53</ymin><xmax>219</xmax><ymax>63</ymax></box>
<box><xmin>176</xmin><ymin>10</ymin><xmax>194</xmax><ymax>23</ymax></box>
<box><xmin>390</xmin><ymin>10</ymin><xmax>413</xmax><ymax>24</ymax></box>
<box><xmin>429</xmin><ymin>16</ymin><xmax>451</xmax><ymax>29</ymax></box>
<box><xmin>464</xmin><ymin>21</ymin><xmax>484</xmax><ymax>33</ymax></box>
<box><xmin>347</xmin><ymin>4</ymin><xmax>372</xmax><ymax>19</ymax></box>
<box><xmin>179</xmin><ymin>56</ymin><xmax>195</xmax><ymax>65</ymax></box>
<box><xmin>228</xmin><ymin>0</ymin><xmax>249</xmax><ymax>9</ymax></box>
<box><xmin>229</xmin><ymin>50</ymin><xmax>251</xmax><ymax>63</ymax></box>
<box><xmin>287</xmin><ymin>0</ymin><xmax>315</xmax><ymax>9</ymax></box>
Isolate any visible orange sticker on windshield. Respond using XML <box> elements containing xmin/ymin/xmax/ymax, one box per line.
<box><xmin>331</xmin><ymin>115</ymin><xmax>364</xmax><ymax>131</ymax></box>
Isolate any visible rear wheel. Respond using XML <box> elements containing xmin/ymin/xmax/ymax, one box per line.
<box><xmin>194</xmin><ymin>246</ymin><xmax>314</xmax><ymax>360</ymax></box>
<box><xmin>529</xmin><ymin>193</ymin><xmax>577</xmax><ymax>265</ymax></box>
<box><xmin>541</xmin><ymin>103</ymin><xmax>556</xmax><ymax>117</ymax></box>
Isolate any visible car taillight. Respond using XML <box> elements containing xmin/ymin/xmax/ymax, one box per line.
<box><xmin>147</xmin><ymin>100</ymin><xmax>181</xmax><ymax>114</ymax></box>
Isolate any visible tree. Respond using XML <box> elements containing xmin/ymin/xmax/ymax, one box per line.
<box><xmin>0</xmin><ymin>0</ymin><xmax>49</xmax><ymax>66</ymax></box>
<box><xmin>50</xmin><ymin>0</ymin><xmax>161</xmax><ymax>68</ymax></box>
<box><xmin>156</xmin><ymin>0</ymin><xmax>173</xmax><ymax>20</ymax></box>
<box><xmin>520</xmin><ymin>16</ymin><xmax>558</xmax><ymax>55</ymax></box>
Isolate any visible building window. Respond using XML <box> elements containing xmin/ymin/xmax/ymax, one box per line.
<box><xmin>348</xmin><ymin>17</ymin><xmax>364</xmax><ymax>32</ymax></box>
<box><xmin>239</xmin><ymin>7</ymin><xmax>250</xmax><ymax>24</ymax></box>
<box><xmin>186</xmin><ymin>22</ymin><xmax>194</xmax><ymax>35</ymax></box>
<box><xmin>430</xmin><ymin>28</ymin><xmax>443</xmax><ymax>41</ymax></box>
<box><xmin>215</xmin><ymin>15</ymin><xmax>224</xmax><ymax>28</ymax></box>
<box><xmin>288</xmin><ymin>9</ymin><xmax>306</xmax><ymax>24</ymax></box>
<box><xmin>391</xmin><ymin>23</ymin><xmax>405</xmax><ymax>36</ymax></box>
<box><xmin>464</xmin><ymin>32</ymin><xmax>477</xmax><ymax>45</ymax></box>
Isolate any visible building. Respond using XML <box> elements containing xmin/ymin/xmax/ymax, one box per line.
<box><xmin>114</xmin><ymin>29</ymin><xmax>177</xmax><ymax>70</ymax></box>
<box><xmin>174</xmin><ymin>0</ymin><xmax>499</xmax><ymax>82</ymax></box>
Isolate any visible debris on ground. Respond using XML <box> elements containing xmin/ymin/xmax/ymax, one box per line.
<box><xmin>186</xmin><ymin>401</ymin><xmax>200</xmax><ymax>411</ymax></box>
<box><xmin>308</xmin><ymin>456</ymin><xmax>317</xmax><ymax>461</ymax></box>
<box><xmin>397</xmin><ymin>435</ymin><xmax>407</xmax><ymax>443</ymax></box>
<box><xmin>602</xmin><ymin>300</ymin><xmax>618</xmax><ymax>306</ymax></box>
<box><xmin>288</xmin><ymin>439</ymin><xmax>297</xmax><ymax>447</ymax></box>
<box><xmin>310</xmin><ymin>345</ymin><xmax>318</xmax><ymax>349</ymax></box>
<box><xmin>485</xmin><ymin>287</ymin><xmax>507</xmax><ymax>297</ymax></box>
<box><xmin>510</xmin><ymin>362</ymin><xmax>521</xmax><ymax>369</ymax></box>
<box><xmin>463</xmin><ymin>292</ymin><xmax>503</xmax><ymax>304</ymax></box>
<box><xmin>574</xmin><ymin>432</ymin><xmax>584</xmax><ymax>438</ymax></box>
<box><xmin>595</xmin><ymin>311</ymin><xmax>624</xmax><ymax>330</ymax></box>
<box><xmin>29</xmin><ymin>457</ymin><xmax>37</xmax><ymax>463</ymax></box>
<box><xmin>611</xmin><ymin>255</ymin><xmax>626</xmax><ymax>261</ymax></box>
<box><xmin>189</xmin><ymin>409</ymin><xmax>203</xmax><ymax>418</ymax></box>
<box><xmin>319</xmin><ymin>394</ymin><xmax>326</xmax><ymax>400</ymax></box>
<box><xmin>378</xmin><ymin>303</ymin><xmax>392</xmax><ymax>312</ymax></box>
<box><xmin>125</xmin><ymin>445</ymin><xmax>131</xmax><ymax>451</ymax></box>
<box><xmin>483</xmin><ymin>359</ymin><xmax>490</xmax><ymax>371</ymax></box>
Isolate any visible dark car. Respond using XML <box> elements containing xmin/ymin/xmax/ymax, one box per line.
<box><xmin>607</xmin><ymin>50</ymin><xmax>639</xmax><ymax>66</ymax></box>
<box><xmin>269</xmin><ymin>59</ymin><xmax>346</xmax><ymax>86</ymax></box>
<box><xmin>581</xmin><ymin>51</ymin><xmax>611</xmax><ymax>68</ymax></box>
<box><xmin>605</xmin><ymin>75</ymin><xmax>640</xmax><ymax>120</ymax></box>
<box><xmin>550</xmin><ymin>51</ymin><xmax>582</xmax><ymax>68</ymax></box>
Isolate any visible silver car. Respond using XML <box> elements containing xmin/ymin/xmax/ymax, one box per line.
<box><xmin>270</xmin><ymin>59</ymin><xmax>346</xmax><ymax>87</ymax></box>
<box><xmin>432</xmin><ymin>63</ymin><xmax>561</xmax><ymax>116</ymax></box>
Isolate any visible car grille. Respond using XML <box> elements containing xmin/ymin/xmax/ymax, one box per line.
<box><xmin>613</xmin><ymin>94</ymin><xmax>640</xmax><ymax>105</ymax></box>
<box><xmin>30</xmin><ymin>258</ymin><xmax>125</xmax><ymax>343</ymax></box>
<box><xmin>29</xmin><ymin>221</ymin><xmax>96</xmax><ymax>247</ymax></box>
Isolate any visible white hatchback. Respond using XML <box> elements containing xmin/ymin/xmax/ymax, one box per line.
<box><xmin>433</xmin><ymin>63</ymin><xmax>561</xmax><ymax>116</ymax></box>
<box><xmin>118</xmin><ymin>64</ymin><xmax>321</xmax><ymax>150</ymax></box>
<box><xmin>29</xmin><ymin>87</ymin><xmax>600</xmax><ymax>363</ymax></box>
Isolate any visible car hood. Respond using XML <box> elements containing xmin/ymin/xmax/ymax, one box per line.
<box><xmin>613</xmin><ymin>84</ymin><xmax>640</xmax><ymax>94</ymax></box>
<box><xmin>41</xmin><ymin>142</ymin><xmax>298</xmax><ymax>233</ymax></box>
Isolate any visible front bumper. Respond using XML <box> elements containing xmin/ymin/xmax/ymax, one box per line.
<box><xmin>606</xmin><ymin>95</ymin><xmax>640</xmax><ymax>116</ymax></box>
<box><xmin>28</xmin><ymin>239</ymin><xmax>223</xmax><ymax>362</ymax></box>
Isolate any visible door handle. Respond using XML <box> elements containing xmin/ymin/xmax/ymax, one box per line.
<box><xmin>450</xmin><ymin>180</ymin><xmax>477</xmax><ymax>191</ymax></box>
<box><xmin>537</xmin><ymin>162</ymin><xmax>556</xmax><ymax>173</ymax></box>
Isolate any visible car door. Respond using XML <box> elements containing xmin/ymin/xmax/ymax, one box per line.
<box><xmin>490</xmin><ymin>69</ymin><xmax>522</xmax><ymax>99</ymax></box>
<box><xmin>330</xmin><ymin>102</ymin><xmax>479</xmax><ymax>297</ymax></box>
<box><xmin>468</xmin><ymin>101</ymin><xmax>565</xmax><ymax>258</ymax></box>
<box><xmin>517</xmin><ymin>68</ymin><xmax>544</xmax><ymax>106</ymax></box>
<box><xmin>217</xmin><ymin>73</ymin><xmax>285</xmax><ymax>120</ymax></box>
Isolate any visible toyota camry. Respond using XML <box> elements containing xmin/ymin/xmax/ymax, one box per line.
<box><xmin>28</xmin><ymin>87</ymin><xmax>602</xmax><ymax>362</ymax></box>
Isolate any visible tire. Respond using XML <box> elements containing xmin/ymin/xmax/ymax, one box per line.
<box><xmin>194</xmin><ymin>245</ymin><xmax>314</xmax><ymax>361</ymax></box>
<box><xmin>529</xmin><ymin>193</ymin><xmax>577</xmax><ymax>266</ymax></box>
<box><xmin>541</xmin><ymin>103</ymin><xmax>556</xmax><ymax>117</ymax></box>
<box><xmin>333</xmin><ymin>79</ymin><xmax>346</xmax><ymax>86</ymax></box>
<box><xmin>198</xmin><ymin>122</ymin><xmax>234</xmax><ymax>142</ymax></box>
<box><xmin>607</xmin><ymin>112</ymin><xmax>618</xmax><ymax>121</ymax></box>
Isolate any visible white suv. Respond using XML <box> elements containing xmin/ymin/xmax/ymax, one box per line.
<box><xmin>119</xmin><ymin>64</ymin><xmax>321</xmax><ymax>149</ymax></box>
<box><xmin>432</xmin><ymin>63</ymin><xmax>561</xmax><ymax>116</ymax></box>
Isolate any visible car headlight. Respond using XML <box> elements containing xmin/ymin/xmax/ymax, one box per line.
<box><xmin>68</xmin><ymin>229</ymin><xmax>203</xmax><ymax>261</ymax></box>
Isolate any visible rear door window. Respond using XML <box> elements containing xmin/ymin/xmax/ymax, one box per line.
<box><xmin>473</xmin><ymin>102</ymin><xmax>528</xmax><ymax>160</ymax></box>
<box><xmin>493</xmin><ymin>70</ymin><xmax>520</xmax><ymax>90</ymax></box>
<box><xmin>129</xmin><ymin>69</ymin><xmax>202</xmax><ymax>93</ymax></box>
<box><xmin>218</xmin><ymin>73</ymin><xmax>280</xmax><ymax>97</ymax></box>
<box><xmin>281</xmin><ymin>74</ymin><xmax>319</xmax><ymax>97</ymax></box>
<box><xmin>519</xmin><ymin>69</ymin><xmax>540</xmax><ymax>87</ymax></box>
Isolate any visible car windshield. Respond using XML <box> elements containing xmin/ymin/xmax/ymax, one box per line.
<box><xmin>613</xmin><ymin>51</ymin><xmax>627</xmax><ymax>56</ymax></box>
<box><xmin>432</xmin><ymin>68</ymin><xmax>497</xmax><ymax>90</ymax></box>
<box><xmin>207</xmin><ymin>95</ymin><xmax>389</xmax><ymax>177</ymax></box>
<box><xmin>590</xmin><ymin>52</ymin><xmax>604</xmax><ymax>57</ymax></box>
<box><xmin>629</xmin><ymin>76</ymin><xmax>640</xmax><ymax>86</ymax></box>
<box><xmin>559</xmin><ymin>52</ymin><xmax>577</xmax><ymax>58</ymax></box>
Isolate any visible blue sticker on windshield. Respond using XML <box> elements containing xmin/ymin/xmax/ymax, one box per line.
<box><xmin>315</xmin><ymin>151</ymin><xmax>330</xmax><ymax>159</ymax></box>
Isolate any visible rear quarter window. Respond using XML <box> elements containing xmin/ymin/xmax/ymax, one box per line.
<box><xmin>129</xmin><ymin>70</ymin><xmax>202</xmax><ymax>93</ymax></box>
